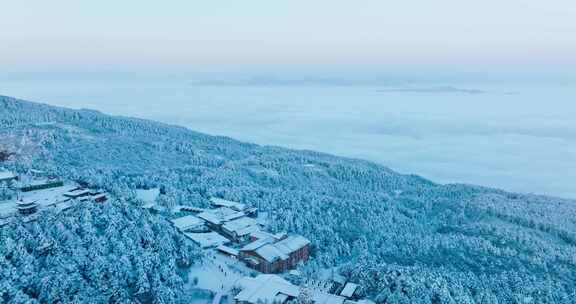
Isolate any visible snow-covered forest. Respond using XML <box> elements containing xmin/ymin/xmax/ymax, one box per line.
<box><xmin>0</xmin><ymin>200</ymin><xmax>201</xmax><ymax>303</ymax></box>
<box><xmin>1</xmin><ymin>95</ymin><xmax>575</xmax><ymax>303</ymax></box>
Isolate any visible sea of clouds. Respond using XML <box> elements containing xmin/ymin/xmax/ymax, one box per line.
<box><xmin>2</xmin><ymin>79</ymin><xmax>575</xmax><ymax>198</ymax></box>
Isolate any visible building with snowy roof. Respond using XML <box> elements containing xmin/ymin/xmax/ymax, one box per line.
<box><xmin>196</xmin><ymin>207</ymin><xmax>248</xmax><ymax>239</ymax></box>
<box><xmin>197</xmin><ymin>207</ymin><xmax>245</xmax><ymax>226</ymax></box>
<box><xmin>210</xmin><ymin>197</ymin><xmax>259</xmax><ymax>217</ymax></box>
<box><xmin>210</xmin><ymin>197</ymin><xmax>246</xmax><ymax>211</ymax></box>
<box><xmin>240</xmin><ymin>234</ymin><xmax>311</xmax><ymax>273</ymax></box>
<box><xmin>235</xmin><ymin>274</ymin><xmax>349</xmax><ymax>304</ymax></box>
<box><xmin>170</xmin><ymin>215</ymin><xmax>205</xmax><ymax>232</ymax></box>
<box><xmin>235</xmin><ymin>274</ymin><xmax>300</xmax><ymax>304</ymax></box>
<box><xmin>221</xmin><ymin>216</ymin><xmax>262</xmax><ymax>242</ymax></box>
<box><xmin>63</xmin><ymin>188</ymin><xmax>92</xmax><ymax>199</ymax></box>
<box><xmin>172</xmin><ymin>205</ymin><xmax>204</xmax><ymax>213</ymax></box>
<box><xmin>216</xmin><ymin>245</ymin><xmax>239</xmax><ymax>258</ymax></box>
<box><xmin>16</xmin><ymin>200</ymin><xmax>38</xmax><ymax>215</ymax></box>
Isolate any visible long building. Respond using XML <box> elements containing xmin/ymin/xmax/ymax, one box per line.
<box><xmin>19</xmin><ymin>179</ymin><xmax>64</xmax><ymax>192</ymax></box>
<box><xmin>197</xmin><ymin>207</ymin><xmax>245</xmax><ymax>229</ymax></box>
<box><xmin>240</xmin><ymin>234</ymin><xmax>311</xmax><ymax>273</ymax></box>
<box><xmin>196</xmin><ymin>207</ymin><xmax>264</xmax><ymax>242</ymax></box>
<box><xmin>235</xmin><ymin>274</ymin><xmax>349</xmax><ymax>304</ymax></box>
<box><xmin>170</xmin><ymin>215</ymin><xmax>205</xmax><ymax>232</ymax></box>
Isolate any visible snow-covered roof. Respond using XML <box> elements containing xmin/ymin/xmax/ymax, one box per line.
<box><xmin>274</xmin><ymin>232</ymin><xmax>288</xmax><ymax>239</ymax></box>
<box><xmin>171</xmin><ymin>215</ymin><xmax>204</xmax><ymax>231</ymax></box>
<box><xmin>255</xmin><ymin>243</ymin><xmax>289</xmax><ymax>262</ymax></box>
<box><xmin>274</xmin><ymin>235</ymin><xmax>311</xmax><ymax>255</ymax></box>
<box><xmin>245</xmin><ymin>207</ymin><xmax>258</xmax><ymax>213</ymax></box>
<box><xmin>197</xmin><ymin>207</ymin><xmax>245</xmax><ymax>225</ymax></box>
<box><xmin>185</xmin><ymin>232</ymin><xmax>229</xmax><ymax>248</ymax></box>
<box><xmin>222</xmin><ymin>216</ymin><xmax>259</xmax><ymax>234</ymax></box>
<box><xmin>250</xmin><ymin>230</ymin><xmax>275</xmax><ymax>240</ymax></box>
<box><xmin>210</xmin><ymin>197</ymin><xmax>246</xmax><ymax>211</ymax></box>
<box><xmin>241</xmin><ymin>237</ymin><xmax>274</xmax><ymax>251</ymax></box>
<box><xmin>63</xmin><ymin>189</ymin><xmax>91</xmax><ymax>198</ymax></box>
<box><xmin>17</xmin><ymin>199</ymin><xmax>37</xmax><ymax>206</ymax></box>
<box><xmin>216</xmin><ymin>245</ymin><xmax>239</xmax><ymax>256</ymax></box>
<box><xmin>0</xmin><ymin>171</ymin><xmax>16</xmax><ymax>181</ymax></box>
<box><xmin>313</xmin><ymin>291</ymin><xmax>346</xmax><ymax>304</ymax></box>
<box><xmin>135</xmin><ymin>188</ymin><xmax>160</xmax><ymax>203</ymax></box>
<box><xmin>242</xmin><ymin>234</ymin><xmax>310</xmax><ymax>262</ymax></box>
<box><xmin>93</xmin><ymin>193</ymin><xmax>107</xmax><ymax>200</ymax></box>
<box><xmin>50</xmin><ymin>200</ymin><xmax>75</xmax><ymax>212</ymax></box>
<box><xmin>172</xmin><ymin>205</ymin><xmax>204</xmax><ymax>213</ymax></box>
<box><xmin>235</xmin><ymin>275</ymin><xmax>299</xmax><ymax>304</ymax></box>
<box><xmin>17</xmin><ymin>178</ymin><xmax>63</xmax><ymax>189</ymax></box>
<box><xmin>340</xmin><ymin>283</ymin><xmax>359</xmax><ymax>298</ymax></box>
<box><xmin>236</xmin><ymin>225</ymin><xmax>261</xmax><ymax>237</ymax></box>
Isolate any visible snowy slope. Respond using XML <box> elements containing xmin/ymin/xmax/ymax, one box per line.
<box><xmin>1</xmin><ymin>95</ymin><xmax>576</xmax><ymax>303</ymax></box>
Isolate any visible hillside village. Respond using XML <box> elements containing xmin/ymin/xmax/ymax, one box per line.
<box><xmin>1</xmin><ymin>168</ymin><xmax>373</xmax><ymax>304</ymax></box>
<box><xmin>0</xmin><ymin>169</ymin><xmax>108</xmax><ymax>227</ymax></box>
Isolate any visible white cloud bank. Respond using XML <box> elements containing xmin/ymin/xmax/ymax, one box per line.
<box><xmin>2</xmin><ymin>80</ymin><xmax>575</xmax><ymax>198</ymax></box>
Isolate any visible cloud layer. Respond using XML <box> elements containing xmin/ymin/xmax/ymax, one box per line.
<box><xmin>2</xmin><ymin>79</ymin><xmax>575</xmax><ymax>198</ymax></box>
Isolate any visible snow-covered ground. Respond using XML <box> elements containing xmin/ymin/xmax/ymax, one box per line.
<box><xmin>186</xmin><ymin>250</ymin><xmax>257</xmax><ymax>294</ymax></box>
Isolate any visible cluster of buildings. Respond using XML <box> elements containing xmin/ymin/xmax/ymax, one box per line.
<box><xmin>169</xmin><ymin>197</ymin><xmax>311</xmax><ymax>274</ymax></box>
<box><xmin>3</xmin><ymin>171</ymin><xmax>373</xmax><ymax>304</ymax></box>
<box><xmin>234</xmin><ymin>274</ymin><xmax>369</xmax><ymax>304</ymax></box>
<box><xmin>168</xmin><ymin>199</ymin><xmax>374</xmax><ymax>304</ymax></box>
<box><xmin>0</xmin><ymin>169</ymin><xmax>108</xmax><ymax>227</ymax></box>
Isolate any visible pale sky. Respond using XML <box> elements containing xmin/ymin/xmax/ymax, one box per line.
<box><xmin>1</xmin><ymin>1</ymin><xmax>576</xmax><ymax>198</ymax></box>
<box><xmin>2</xmin><ymin>0</ymin><xmax>575</xmax><ymax>74</ymax></box>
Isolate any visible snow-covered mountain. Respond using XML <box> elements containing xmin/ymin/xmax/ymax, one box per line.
<box><xmin>1</xmin><ymin>95</ymin><xmax>575</xmax><ymax>303</ymax></box>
